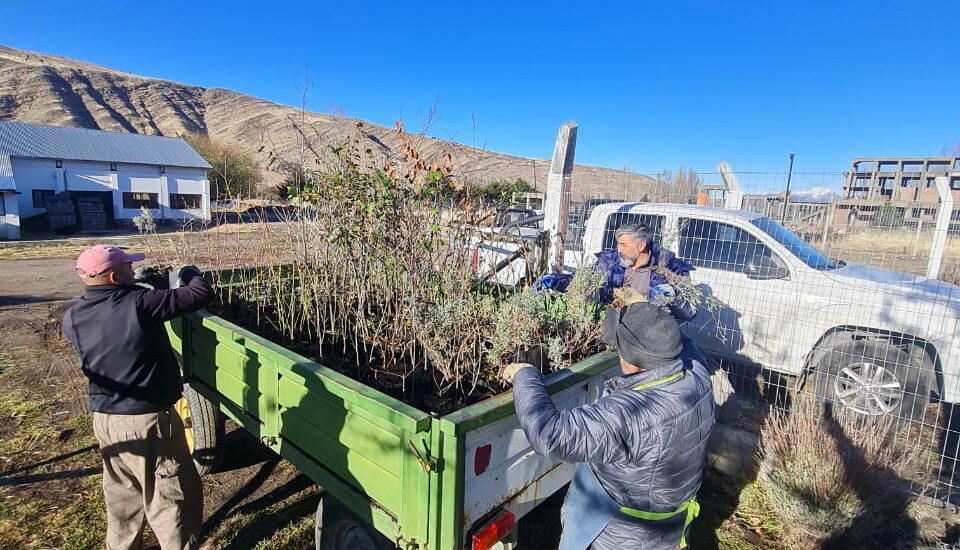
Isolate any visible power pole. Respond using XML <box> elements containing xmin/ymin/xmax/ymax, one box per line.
<box><xmin>782</xmin><ymin>153</ymin><xmax>795</xmax><ymax>222</ymax></box>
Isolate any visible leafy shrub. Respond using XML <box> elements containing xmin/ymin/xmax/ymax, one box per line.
<box><xmin>758</xmin><ymin>397</ymin><xmax>921</xmax><ymax>547</ymax></box>
<box><xmin>131</xmin><ymin>206</ymin><xmax>155</xmax><ymax>233</ymax></box>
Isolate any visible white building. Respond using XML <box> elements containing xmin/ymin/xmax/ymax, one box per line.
<box><xmin>0</xmin><ymin>120</ymin><xmax>212</xmax><ymax>239</ymax></box>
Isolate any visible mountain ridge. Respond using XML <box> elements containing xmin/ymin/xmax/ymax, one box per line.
<box><xmin>0</xmin><ymin>44</ymin><xmax>655</xmax><ymax>201</ymax></box>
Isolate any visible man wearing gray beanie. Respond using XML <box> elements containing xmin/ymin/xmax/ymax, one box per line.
<box><xmin>503</xmin><ymin>303</ymin><xmax>715</xmax><ymax>550</ymax></box>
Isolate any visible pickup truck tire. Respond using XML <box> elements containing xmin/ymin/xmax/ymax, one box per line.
<box><xmin>812</xmin><ymin>340</ymin><xmax>931</xmax><ymax>430</ymax></box>
<box><xmin>174</xmin><ymin>383</ymin><xmax>225</xmax><ymax>476</ymax></box>
<box><xmin>315</xmin><ymin>494</ymin><xmax>393</xmax><ymax>550</ymax></box>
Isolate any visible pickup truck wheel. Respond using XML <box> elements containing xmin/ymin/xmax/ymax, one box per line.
<box><xmin>315</xmin><ymin>494</ymin><xmax>393</xmax><ymax>550</ymax></box>
<box><xmin>174</xmin><ymin>383</ymin><xmax>225</xmax><ymax>476</ymax></box>
<box><xmin>812</xmin><ymin>340</ymin><xmax>930</xmax><ymax>430</ymax></box>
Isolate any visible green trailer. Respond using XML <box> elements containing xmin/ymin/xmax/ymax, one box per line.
<box><xmin>167</xmin><ymin>308</ymin><xmax>618</xmax><ymax>550</ymax></box>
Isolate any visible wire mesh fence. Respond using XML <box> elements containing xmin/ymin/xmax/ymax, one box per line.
<box><xmin>470</xmin><ymin>166</ymin><xmax>960</xmax><ymax>507</ymax></box>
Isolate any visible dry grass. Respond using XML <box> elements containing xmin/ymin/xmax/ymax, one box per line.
<box><xmin>0</xmin><ymin>242</ymin><xmax>97</xmax><ymax>260</ymax></box>
<box><xmin>824</xmin><ymin>228</ymin><xmax>960</xmax><ymax>280</ymax></box>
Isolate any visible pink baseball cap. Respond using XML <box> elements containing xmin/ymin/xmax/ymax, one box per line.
<box><xmin>75</xmin><ymin>245</ymin><xmax>145</xmax><ymax>276</ymax></box>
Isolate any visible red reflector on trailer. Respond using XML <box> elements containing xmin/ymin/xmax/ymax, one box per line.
<box><xmin>472</xmin><ymin>510</ymin><xmax>515</xmax><ymax>550</ymax></box>
<box><xmin>470</xmin><ymin>248</ymin><xmax>479</xmax><ymax>272</ymax></box>
<box><xmin>474</xmin><ymin>444</ymin><xmax>492</xmax><ymax>476</ymax></box>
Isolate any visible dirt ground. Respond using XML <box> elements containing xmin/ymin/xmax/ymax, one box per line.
<box><xmin>0</xmin><ymin>257</ymin><xmax>318</xmax><ymax>549</ymax></box>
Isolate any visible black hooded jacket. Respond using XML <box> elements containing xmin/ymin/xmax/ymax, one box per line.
<box><xmin>62</xmin><ymin>275</ymin><xmax>214</xmax><ymax>414</ymax></box>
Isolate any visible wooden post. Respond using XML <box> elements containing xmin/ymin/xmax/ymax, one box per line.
<box><xmin>927</xmin><ymin>176</ymin><xmax>952</xmax><ymax>279</ymax></box>
<box><xmin>542</xmin><ymin>122</ymin><xmax>578</xmax><ymax>274</ymax></box>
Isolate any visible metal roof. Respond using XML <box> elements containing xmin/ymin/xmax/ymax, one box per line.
<box><xmin>0</xmin><ymin>121</ymin><xmax>211</xmax><ymax>169</ymax></box>
<box><xmin>0</xmin><ymin>155</ymin><xmax>15</xmax><ymax>191</ymax></box>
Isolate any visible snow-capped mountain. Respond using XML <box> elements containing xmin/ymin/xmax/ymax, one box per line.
<box><xmin>789</xmin><ymin>187</ymin><xmax>841</xmax><ymax>203</ymax></box>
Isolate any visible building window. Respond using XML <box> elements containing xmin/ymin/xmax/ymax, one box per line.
<box><xmin>170</xmin><ymin>193</ymin><xmax>202</xmax><ymax>210</ymax></box>
<box><xmin>55</xmin><ymin>160</ymin><xmax>63</xmax><ymax>168</ymax></box>
<box><xmin>32</xmin><ymin>189</ymin><xmax>55</xmax><ymax>208</ymax></box>
<box><xmin>110</xmin><ymin>163</ymin><xmax>117</xmax><ymax>171</ymax></box>
<box><xmin>122</xmin><ymin>192</ymin><xmax>159</xmax><ymax>209</ymax></box>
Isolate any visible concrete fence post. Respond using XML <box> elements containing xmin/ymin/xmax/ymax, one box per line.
<box><xmin>719</xmin><ymin>162</ymin><xmax>743</xmax><ymax>210</ymax></box>
<box><xmin>927</xmin><ymin>176</ymin><xmax>953</xmax><ymax>279</ymax></box>
<box><xmin>542</xmin><ymin>122</ymin><xmax>577</xmax><ymax>274</ymax></box>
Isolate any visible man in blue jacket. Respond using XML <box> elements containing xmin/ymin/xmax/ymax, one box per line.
<box><xmin>504</xmin><ymin>303</ymin><xmax>715</xmax><ymax>550</ymax></box>
<box><xmin>63</xmin><ymin>245</ymin><xmax>214</xmax><ymax>550</ymax></box>
<box><xmin>596</xmin><ymin>223</ymin><xmax>697</xmax><ymax>322</ymax></box>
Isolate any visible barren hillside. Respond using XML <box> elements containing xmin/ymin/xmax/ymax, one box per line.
<box><xmin>0</xmin><ymin>45</ymin><xmax>656</xmax><ymax>201</ymax></box>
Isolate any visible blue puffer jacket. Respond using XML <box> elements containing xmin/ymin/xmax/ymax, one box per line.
<box><xmin>596</xmin><ymin>245</ymin><xmax>697</xmax><ymax>322</ymax></box>
<box><xmin>513</xmin><ymin>345</ymin><xmax>715</xmax><ymax>550</ymax></box>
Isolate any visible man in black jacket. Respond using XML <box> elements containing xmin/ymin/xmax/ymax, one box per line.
<box><xmin>504</xmin><ymin>304</ymin><xmax>714</xmax><ymax>550</ymax></box>
<box><xmin>63</xmin><ymin>245</ymin><xmax>214</xmax><ymax>550</ymax></box>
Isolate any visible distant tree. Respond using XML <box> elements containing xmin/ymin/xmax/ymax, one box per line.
<box><xmin>185</xmin><ymin>135</ymin><xmax>261</xmax><ymax>199</ymax></box>
<box><xmin>477</xmin><ymin>178</ymin><xmax>533</xmax><ymax>204</ymax></box>
<box><xmin>277</xmin><ymin>165</ymin><xmax>318</xmax><ymax>200</ymax></box>
<box><xmin>941</xmin><ymin>142</ymin><xmax>960</xmax><ymax>157</ymax></box>
<box><xmin>656</xmin><ymin>167</ymin><xmax>702</xmax><ymax>204</ymax></box>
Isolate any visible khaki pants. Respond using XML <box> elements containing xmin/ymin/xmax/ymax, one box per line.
<box><xmin>93</xmin><ymin>408</ymin><xmax>203</xmax><ymax>550</ymax></box>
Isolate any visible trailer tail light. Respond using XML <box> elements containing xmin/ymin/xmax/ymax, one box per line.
<box><xmin>471</xmin><ymin>510</ymin><xmax>515</xmax><ymax>550</ymax></box>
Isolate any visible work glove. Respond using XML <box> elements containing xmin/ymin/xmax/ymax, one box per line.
<box><xmin>134</xmin><ymin>265</ymin><xmax>170</xmax><ymax>289</ymax></box>
<box><xmin>612</xmin><ymin>287</ymin><xmax>647</xmax><ymax>309</ymax></box>
<box><xmin>178</xmin><ymin>265</ymin><xmax>203</xmax><ymax>285</ymax></box>
<box><xmin>650</xmin><ymin>284</ymin><xmax>676</xmax><ymax>307</ymax></box>
<box><xmin>500</xmin><ymin>362</ymin><xmax>535</xmax><ymax>385</ymax></box>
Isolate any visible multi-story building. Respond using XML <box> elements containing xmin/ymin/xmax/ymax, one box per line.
<box><xmin>843</xmin><ymin>156</ymin><xmax>960</xmax><ymax>202</ymax></box>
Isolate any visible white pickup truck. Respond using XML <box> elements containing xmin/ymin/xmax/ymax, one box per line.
<box><xmin>475</xmin><ymin>201</ymin><xmax>960</xmax><ymax>426</ymax></box>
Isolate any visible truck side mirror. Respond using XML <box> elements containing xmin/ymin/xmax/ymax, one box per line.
<box><xmin>745</xmin><ymin>255</ymin><xmax>789</xmax><ymax>280</ymax></box>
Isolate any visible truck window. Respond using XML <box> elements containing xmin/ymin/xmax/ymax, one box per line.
<box><xmin>601</xmin><ymin>213</ymin><xmax>664</xmax><ymax>251</ymax></box>
<box><xmin>678</xmin><ymin>218</ymin><xmax>778</xmax><ymax>273</ymax></box>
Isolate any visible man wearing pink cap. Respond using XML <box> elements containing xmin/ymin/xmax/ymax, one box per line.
<box><xmin>62</xmin><ymin>245</ymin><xmax>214</xmax><ymax>550</ymax></box>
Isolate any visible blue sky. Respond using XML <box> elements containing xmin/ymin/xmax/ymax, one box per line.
<box><xmin>3</xmin><ymin>0</ymin><xmax>959</xmax><ymax>189</ymax></box>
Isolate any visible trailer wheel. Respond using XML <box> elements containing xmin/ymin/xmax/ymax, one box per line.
<box><xmin>812</xmin><ymin>340</ymin><xmax>931</xmax><ymax>430</ymax></box>
<box><xmin>315</xmin><ymin>494</ymin><xmax>392</xmax><ymax>550</ymax></box>
<box><xmin>174</xmin><ymin>383</ymin><xmax>225</xmax><ymax>476</ymax></box>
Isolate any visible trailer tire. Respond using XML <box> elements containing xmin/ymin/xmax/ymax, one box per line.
<box><xmin>174</xmin><ymin>383</ymin><xmax>225</xmax><ymax>476</ymax></box>
<box><xmin>315</xmin><ymin>494</ymin><xmax>392</xmax><ymax>550</ymax></box>
<box><xmin>812</xmin><ymin>340</ymin><xmax>931</xmax><ymax>431</ymax></box>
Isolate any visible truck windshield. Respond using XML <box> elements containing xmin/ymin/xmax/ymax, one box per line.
<box><xmin>750</xmin><ymin>217</ymin><xmax>840</xmax><ymax>270</ymax></box>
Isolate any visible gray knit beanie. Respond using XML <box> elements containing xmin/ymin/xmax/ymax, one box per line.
<box><xmin>601</xmin><ymin>303</ymin><xmax>683</xmax><ymax>368</ymax></box>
